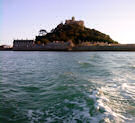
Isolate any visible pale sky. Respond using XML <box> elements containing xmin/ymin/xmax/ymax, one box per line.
<box><xmin>1</xmin><ymin>0</ymin><xmax>135</xmax><ymax>45</ymax></box>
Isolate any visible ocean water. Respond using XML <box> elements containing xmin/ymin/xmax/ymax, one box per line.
<box><xmin>0</xmin><ymin>51</ymin><xmax>135</xmax><ymax>123</ymax></box>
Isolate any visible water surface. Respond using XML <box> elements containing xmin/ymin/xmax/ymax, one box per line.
<box><xmin>0</xmin><ymin>51</ymin><xmax>135</xmax><ymax>123</ymax></box>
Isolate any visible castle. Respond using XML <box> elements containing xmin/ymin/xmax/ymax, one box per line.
<box><xmin>65</xmin><ymin>17</ymin><xmax>84</xmax><ymax>27</ymax></box>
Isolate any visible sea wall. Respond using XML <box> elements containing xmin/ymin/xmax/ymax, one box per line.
<box><xmin>72</xmin><ymin>44</ymin><xmax>135</xmax><ymax>51</ymax></box>
<box><xmin>13</xmin><ymin>44</ymin><xmax>135</xmax><ymax>51</ymax></box>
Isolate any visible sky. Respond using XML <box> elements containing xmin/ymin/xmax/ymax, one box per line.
<box><xmin>0</xmin><ymin>0</ymin><xmax>135</xmax><ymax>45</ymax></box>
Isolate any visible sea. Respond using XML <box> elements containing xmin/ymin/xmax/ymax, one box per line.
<box><xmin>0</xmin><ymin>51</ymin><xmax>135</xmax><ymax>123</ymax></box>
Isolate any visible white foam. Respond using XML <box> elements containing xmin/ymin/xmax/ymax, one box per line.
<box><xmin>121</xmin><ymin>83</ymin><xmax>135</xmax><ymax>92</ymax></box>
<box><xmin>88</xmin><ymin>88</ymin><xmax>127</xmax><ymax>123</ymax></box>
<box><xmin>120</xmin><ymin>83</ymin><xmax>135</xmax><ymax>100</ymax></box>
<box><xmin>26</xmin><ymin>82</ymin><xmax>135</xmax><ymax>123</ymax></box>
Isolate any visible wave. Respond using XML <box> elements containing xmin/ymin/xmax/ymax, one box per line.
<box><xmin>78</xmin><ymin>61</ymin><xmax>95</xmax><ymax>67</ymax></box>
<box><xmin>92</xmin><ymin>81</ymin><xmax>135</xmax><ymax>123</ymax></box>
<box><xmin>26</xmin><ymin>88</ymin><xmax>127</xmax><ymax>123</ymax></box>
<box><xmin>25</xmin><ymin>84</ymin><xmax>134</xmax><ymax>123</ymax></box>
<box><xmin>87</xmin><ymin>89</ymin><xmax>127</xmax><ymax>123</ymax></box>
<box><xmin>120</xmin><ymin>83</ymin><xmax>135</xmax><ymax>100</ymax></box>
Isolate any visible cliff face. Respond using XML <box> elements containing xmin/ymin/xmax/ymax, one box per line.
<box><xmin>36</xmin><ymin>19</ymin><xmax>118</xmax><ymax>44</ymax></box>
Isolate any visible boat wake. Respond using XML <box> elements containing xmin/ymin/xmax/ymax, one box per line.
<box><xmin>88</xmin><ymin>89</ymin><xmax>127</xmax><ymax>123</ymax></box>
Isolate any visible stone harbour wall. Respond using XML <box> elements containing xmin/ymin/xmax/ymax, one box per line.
<box><xmin>72</xmin><ymin>45</ymin><xmax>135</xmax><ymax>51</ymax></box>
<box><xmin>13</xmin><ymin>44</ymin><xmax>135</xmax><ymax>51</ymax></box>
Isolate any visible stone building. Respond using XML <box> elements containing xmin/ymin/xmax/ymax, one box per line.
<box><xmin>13</xmin><ymin>40</ymin><xmax>73</xmax><ymax>51</ymax></box>
<box><xmin>65</xmin><ymin>17</ymin><xmax>84</xmax><ymax>27</ymax></box>
<box><xmin>13</xmin><ymin>40</ymin><xmax>34</xmax><ymax>50</ymax></box>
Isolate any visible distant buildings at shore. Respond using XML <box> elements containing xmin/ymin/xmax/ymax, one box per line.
<box><xmin>0</xmin><ymin>45</ymin><xmax>12</xmax><ymax>50</ymax></box>
<box><xmin>13</xmin><ymin>39</ymin><xmax>114</xmax><ymax>48</ymax></box>
<box><xmin>0</xmin><ymin>45</ymin><xmax>11</xmax><ymax>49</ymax></box>
<box><xmin>13</xmin><ymin>40</ymin><xmax>73</xmax><ymax>51</ymax></box>
<box><xmin>13</xmin><ymin>39</ymin><xmax>112</xmax><ymax>50</ymax></box>
<box><xmin>1</xmin><ymin>39</ymin><xmax>135</xmax><ymax>51</ymax></box>
<box><xmin>11</xmin><ymin>39</ymin><xmax>135</xmax><ymax>51</ymax></box>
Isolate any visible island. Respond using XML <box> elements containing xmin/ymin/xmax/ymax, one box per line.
<box><xmin>2</xmin><ymin>17</ymin><xmax>135</xmax><ymax>51</ymax></box>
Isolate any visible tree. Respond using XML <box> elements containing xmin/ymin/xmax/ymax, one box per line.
<box><xmin>39</xmin><ymin>29</ymin><xmax>47</xmax><ymax>36</ymax></box>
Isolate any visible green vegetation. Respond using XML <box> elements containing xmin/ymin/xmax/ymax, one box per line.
<box><xmin>35</xmin><ymin>22</ymin><xmax>118</xmax><ymax>44</ymax></box>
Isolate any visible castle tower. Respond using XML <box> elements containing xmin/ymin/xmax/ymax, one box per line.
<box><xmin>65</xmin><ymin>17</ymin><xmax>84</xmax><ymax>27</ymax></box>
<box><xmin>72</xmin><ymin>16</ymin><xmax>75</xmax><ymax>21</ymax></box>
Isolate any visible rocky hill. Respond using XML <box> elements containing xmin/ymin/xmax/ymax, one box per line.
<box><xmin>36</xmin><ymin>17</ymin><xmax>118</xmax><ymax>44</ymax></box>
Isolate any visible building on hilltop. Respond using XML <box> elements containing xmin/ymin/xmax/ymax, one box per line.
<box><xmin>65</xmin><ymin>17</ymin><xmax>84</xmax><ymax>27</ymax></box>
